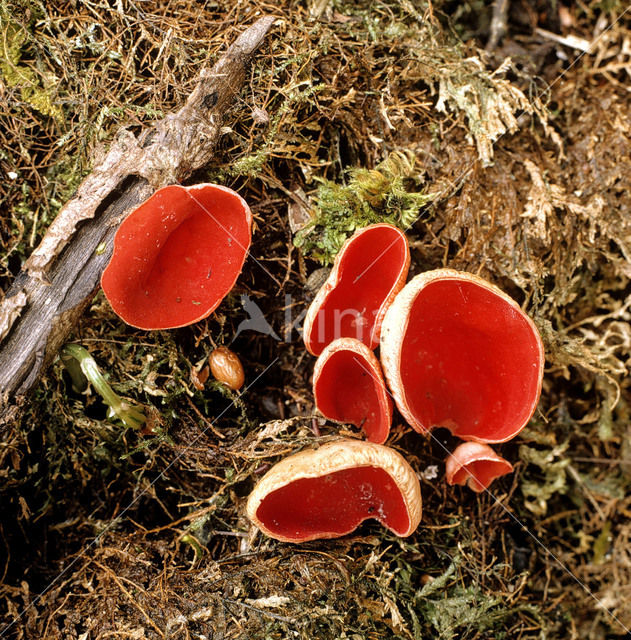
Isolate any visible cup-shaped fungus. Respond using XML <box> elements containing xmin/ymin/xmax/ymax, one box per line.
<box><xmin>246</xmin><ymin>439</ymin><xmax>422</xmax><ymax>542</ymax></box>
<box><xmin>381</xmin><ymin>269</ymin><xmax>544</xmax><ymax>443</ymax></box>
<box><xmin>303</xmin><ymin>224</ymin><xmax>410</xmax><ymax>356</ymax></box>
<box><xmin>313</xmin><ymin>338</ymin><xmax>392</xmax><ymax>444</ymax></box>
<box><xmin>101</xmin><ymin>184</ymin><xmax>252</xmax><ymax>330</ymax></box>
<box><xmin>445</xmin><ymin>441</ymin><xmax>513</xmax><ymax>493</ymax></box>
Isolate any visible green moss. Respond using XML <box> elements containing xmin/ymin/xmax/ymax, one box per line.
<box><xmin>519</xmin><ymin>440</ymin><xmax>570</xmax><ymax>515</ymax></box>
<box><xmin>414</xmin><ymin>557</ymin><xmax>535</xmax><ymax>640</ymax></box>
<box><xmin>227</xmin><ymin>149</ymin><xmax>269</xmax><ymax>178</ymax></box>
<box><xmin>0</xmin><ymin>8</ymin><xmax>63</xmax><ymax>121</ymax></box>
<box><xmin>295</xmin><ymin>151</ymin><xmax>436</xmax><ymax>263</ymax></box>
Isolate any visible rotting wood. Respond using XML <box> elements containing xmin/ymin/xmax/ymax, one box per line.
<box><xmin>0</xmin><ymin>16</ymin><xmax>276</xmax><ymax>431</ymax></box>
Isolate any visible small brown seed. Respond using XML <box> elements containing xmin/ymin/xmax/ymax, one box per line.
<box><xmin>209</xmin><ymin>347</ymin><xmax>244</xmax><ymax>391</ymax></box>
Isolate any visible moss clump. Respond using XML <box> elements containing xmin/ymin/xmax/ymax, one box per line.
<box><xmin>0</xmin><ymin>8</ymin><xmax>63</xmax><ymax>121</ymax></box>
<box><xmin>295</xmin><ymin>151</ymin><xmax>436</xmax><ymax>263</ymax></box>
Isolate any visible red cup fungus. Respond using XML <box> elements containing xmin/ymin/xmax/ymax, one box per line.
<box><xmin>303</xmin><ymin>223</ymin><xmax>410</xmax><ymax>356</ymax></box>
<box><xmin>246</xmin><ymin>439</ymin><xmax>422</xmax><ymax>542</ymax></box>
<box><xmin>445</xmin><ymin>441</ymin><xmax>513</xmax><ymax>492</ymax></box>
<box><xmin>101</xmin><ymin>183</ymin><xmax>252</xmax><ymax>330</ymax></box>
<box><xmin>313</xmin><ymin>337</ymin><xmax>392</xmax><ymax>444</ymax></box>
<box><xmin>380</xmin><ymin>269</ymin><xmax>544</xmax><ymax>443</ymax></box>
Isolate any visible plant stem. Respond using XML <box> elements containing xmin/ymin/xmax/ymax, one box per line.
<box><xmin>61</xmin><ymin>343</ymin><xmax>146</xmax><ymax>430</ymax></box>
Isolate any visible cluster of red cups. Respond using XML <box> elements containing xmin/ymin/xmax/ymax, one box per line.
<box><xmin>99</xmin><ymin>185</ymin><xmax>544</xmax><ymax>545</ymax></box>
<box><xmin>248</xmin><ymin>224</ymin><xmax>544</xmax><ymax>543</ymax></box>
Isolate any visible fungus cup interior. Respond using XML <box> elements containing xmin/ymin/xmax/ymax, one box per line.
<box><xmin>450</xmin><ymin>459</ymin><xmax>513</xmax><ymax>492</ymax></box>
<box><xmin>101</xmin><ymin>184</ymin><xmax>251</xmax><ymax>330</ymax></box>
<box><xmin>305</xmin><ymin>224</ymin><xmax>409</xmax><ymax>355</ymax></box>
<box><xmin>255</xmin><ymin>466</ymin><xmax>409</xmax><ymax>540</ymax></box>
<box><xmin>398</xmin><ymin>276</ymin><xmax>542</xmax><ymax>441</ymax></box>
<box><xmin>446</xmin><ymin>441</ymin><xmax>513</xmax><ymax>492</ymax></box>
<box><xmin>314</xmin><ymin>339</ymin><xmax>391</xmax><ymax>443</ymax></box>
<box><xmin>248</xmin><ymin>440</ymin><xmax>422</xmax><ymax>542</ymax></box>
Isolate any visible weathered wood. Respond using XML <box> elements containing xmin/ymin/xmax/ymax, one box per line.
<box><xmin>0</xmin><ymin>16</ymin><xmax>276</xmax><ymax>430</ymax></box>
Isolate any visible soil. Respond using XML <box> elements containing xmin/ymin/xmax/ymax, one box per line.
<box><xmin>1</xmin><ymin>1</ymin><xmax>630</xmax><ymax>638</ymax></box>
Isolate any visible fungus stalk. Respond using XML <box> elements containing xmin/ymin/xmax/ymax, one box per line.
<box><xmin>61</xmin><ymin>344</ymin><xmax>146</xmax><ymax>430</ymax></box>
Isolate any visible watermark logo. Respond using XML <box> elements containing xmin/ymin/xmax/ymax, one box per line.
<box><xmin>233</xmin><ymin>294</ymin><xmax>379</xmax><ymax>346</ymax></box>
<box><xmin>234</xmin><ymin>294</ymin><xmax>281</xmax><ymax>342</ymax></box>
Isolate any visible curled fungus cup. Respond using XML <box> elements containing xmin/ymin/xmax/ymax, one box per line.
<box><xmin>445</xmin><ymin>442</ymin><xmax>513</xmax><ymax>493</ymax></box>
<box><xmin>380</xmin><ymin>269</ymin><xmax>544</xmax><ymax>443</ymax></box>
<box><xmin>246</xmin><ymin>439</ymin><xmax>422</xmax><ymax>543</ymax></box>
<box><xmin>303</xmin><ymin>224</ymin><xmax>410</xmax><ymax>356</ymax></box>
<box><xmin>101</xmin><ymin>183</ymin><xmax>252</xmax><ymax>330</ymax></box>
<box><xmin>313</xmin><ymin>337</ymin><xmax>392</xmax><ymax>444</ymax></box>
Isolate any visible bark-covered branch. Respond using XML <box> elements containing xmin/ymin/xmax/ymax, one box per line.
<box><xmin>0</xmin><ymin>16</ymin><xmax>276</xmax><ymax>430</ymax></box>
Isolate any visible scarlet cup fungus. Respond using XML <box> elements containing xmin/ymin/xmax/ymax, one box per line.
<box><xmin>246</xmin><ymin>439</ymin><xmax>422</xmax><ymax>542</ymax></box>
<box><xmin>313</xmin><ymin>338</ymin><xmax>392</xmax><ymax>444</ymax></box>
<box><xmin>445</xmin><ymin>441</ymin><xmax>513</xmax><ymax>493</ymax></box>
<box><xmin>303</xmin><ymin>224</ymin><xmax>410</xmax><ymax>356</ymax></box>
<box><xmin>381</xmin><ymin>269</ymin><xmax>544</xmax><ymax>443</ymax></box>
<box><xmin>101</xmin><ymin>184</ymin><xmax>252</xmax><ymax>330</ymax></box>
